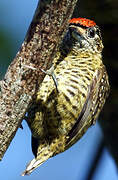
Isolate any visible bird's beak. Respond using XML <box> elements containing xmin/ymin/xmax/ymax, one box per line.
<box><xmin>69</xmin><ymin>25</ymin><xmax>86</xmax><ymax>41</ymax></box>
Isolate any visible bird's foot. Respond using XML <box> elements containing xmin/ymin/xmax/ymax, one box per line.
<box><xmin>41</xmin><ymin>65</ymin><xmax>58</xmax><ymax>92</ymax></box>
<box><xmin>23</xmin><ymin>64</ymin><xmax>58</xmax><ymax>91</ymax></box>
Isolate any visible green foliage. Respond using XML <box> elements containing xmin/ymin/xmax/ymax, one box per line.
<box><xmin>0</xmin><ymin>29</ymin><xmax>15</xmax><ymax>78</ymax></box>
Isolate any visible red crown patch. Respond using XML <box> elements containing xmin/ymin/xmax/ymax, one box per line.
<box><xmin>69</xmin><ymin>18</ymin><xmax>96</xmax><ymax>27</ymax></box>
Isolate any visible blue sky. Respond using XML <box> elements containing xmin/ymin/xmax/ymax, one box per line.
<box><xmin>0</xmin><ymin>1</ymin><xmax>117</xmax><ymax>180</ymax></box>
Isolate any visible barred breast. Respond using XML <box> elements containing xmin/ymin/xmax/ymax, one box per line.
<box><xmin>34</xmin><ymin>54</ymin><xmax>109</xmax><ymax>148</ymax></box>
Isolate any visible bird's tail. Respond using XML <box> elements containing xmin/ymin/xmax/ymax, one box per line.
<box><xmin>21</xmin><ymin>147</ymin><xmax>53</xmax><ymax>176</ymax></box>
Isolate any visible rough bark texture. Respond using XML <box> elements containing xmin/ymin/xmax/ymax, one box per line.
<box><xmin>0</xmin><ymin>0</ymin><xmax>78</xmax><ymax>160</ymax></box>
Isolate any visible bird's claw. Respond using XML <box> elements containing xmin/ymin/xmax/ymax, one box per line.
<box><xmin>23</xmin><ymin>64</ymin><xmax>58</xmax><ymax>91</ymax></box>
<box><xmin>41</xmin><ymin>66</ymin><xmax>58</xmax><ymax>91</ymax></box>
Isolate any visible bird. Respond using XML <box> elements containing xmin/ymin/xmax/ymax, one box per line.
<box><xmin>22</xmin><ymin>17</ymin><xmax>110</xmax><ymax>175</ymax></box>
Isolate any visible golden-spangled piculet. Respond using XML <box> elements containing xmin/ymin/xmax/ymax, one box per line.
<box><xmin>22</xmin><ymin>18</ymin><xmax>110</xmax><ymax>175</ymax></box>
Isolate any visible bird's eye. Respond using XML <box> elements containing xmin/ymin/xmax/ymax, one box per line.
<box><xmin>87</xmin><ymin>28</ymin><xmax>96</xmax><ymax>38</ymax></box>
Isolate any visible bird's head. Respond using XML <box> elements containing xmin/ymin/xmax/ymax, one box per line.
<box><xmin>62</xmin><ymin>18</ymin><xmax>103</xmax><ymax>55</ymax></box>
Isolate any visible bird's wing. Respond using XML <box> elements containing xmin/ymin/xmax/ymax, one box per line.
<box><xmin>66</xmin><ymin>67</ymin><xmax>109</xmax><ymax>148</ymax></box>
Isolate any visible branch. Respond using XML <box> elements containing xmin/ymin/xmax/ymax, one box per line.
<box><xmin>0</xmin><ymin>0</ymin><xmax>78</xmax><ymax>160</ymax></box>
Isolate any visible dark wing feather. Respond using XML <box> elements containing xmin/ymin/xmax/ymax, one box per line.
<box><xmin>66</xmin><ymin>67</ymin><xmax>109</xmax><ymax>148</ymax></box>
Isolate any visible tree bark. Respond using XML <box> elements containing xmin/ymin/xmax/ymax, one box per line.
<box><xmin>0</xmin><ymin>0</ymin><xmax>78</xmax><ymax>160</ymax></box>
